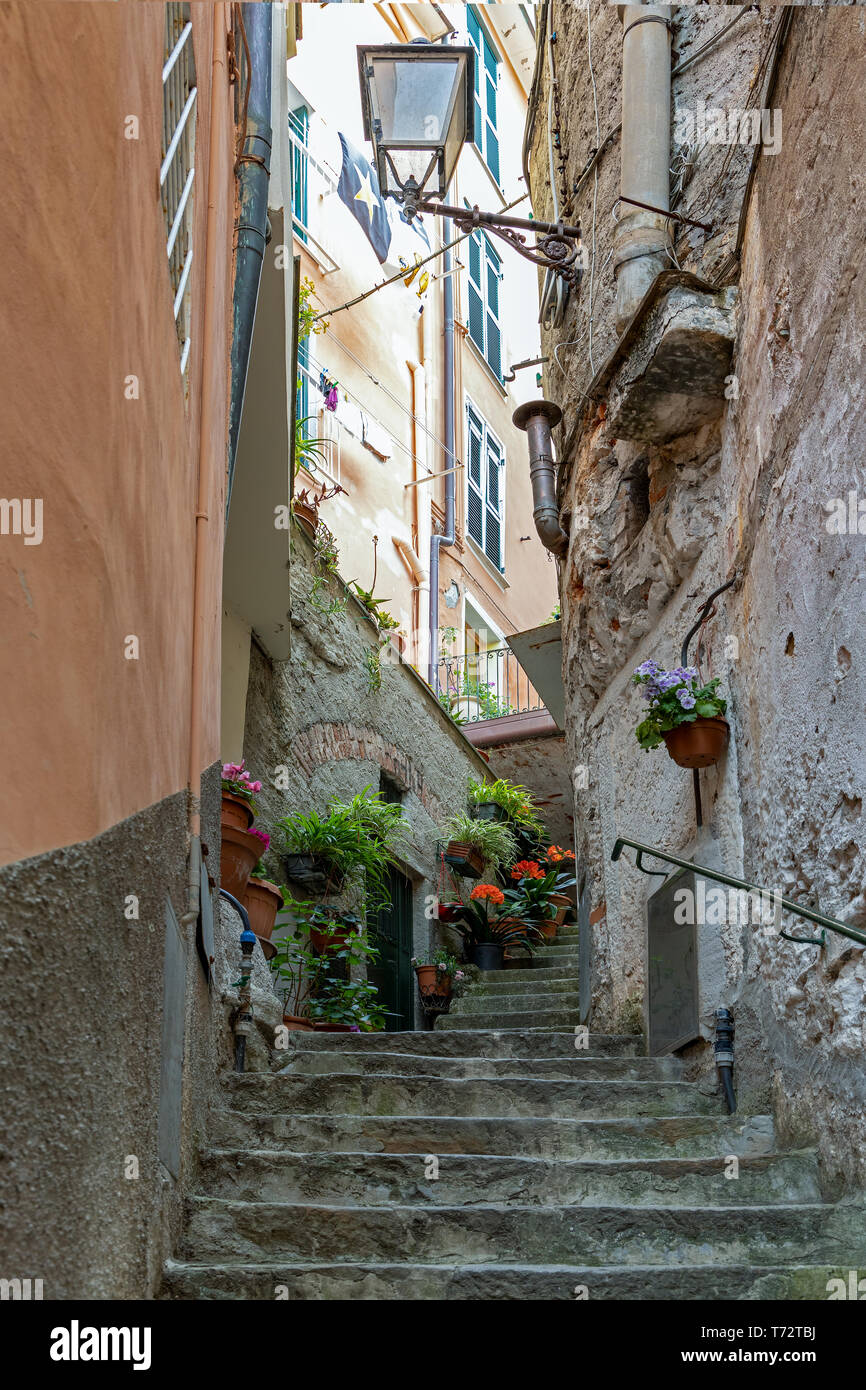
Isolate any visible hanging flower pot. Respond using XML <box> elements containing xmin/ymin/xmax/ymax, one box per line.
<box><xmin>415</xmin><ymin>964</ymin><xmax>453</xmax><ymax>998</ymax></box>
<box><xmin>437</xmin><ymin>901</ymin><xmax>463</xmax><ymax>924</ymax></box>
<box><xmin>472</xmin><ymin>801</ymin><xmax>508</xmax><ymax>823</ymax></box>
<box><xmin>283</xmin><ymin>852</ymin><xmax>345</xmax><ymax>894</ymax></box>
<box><xmin>221</xmin><ymin>825</ymin><xmax>264</xmax><ymax>900</ymax></box>
<box><xmin>662</xmin><ymin>716</ymin><xmax>729</xmax><ymax>769</ymax></box>
<box><xmin>443</xmin><ymin>841</ymin><xmax>484</xmax><ymax>878</ymax></box>
<box><xmin>242</xmin><ymin>877</ymin><xmax>283</xmax><ymax>941</ymax></box>
<box><xmin>221</xmin><ymin>790</ymin><xmax>255</xmax><ymax>831</ymax></box>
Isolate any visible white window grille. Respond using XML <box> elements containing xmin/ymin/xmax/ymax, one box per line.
<box><xmin>161</xmin><ymin>3</ymin><xmax>197</xmax><ymax>376</ymax></box>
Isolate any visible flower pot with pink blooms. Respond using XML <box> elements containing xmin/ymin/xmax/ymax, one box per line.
<box><xmin>632</xmin><ymin>661</ymin><xmax>729</xmax><ymax>769</ymax></box>
<box><xmin>220</xmin><ymin>762</ymin><xmax>265</xmax><ymax>898</ymax></box>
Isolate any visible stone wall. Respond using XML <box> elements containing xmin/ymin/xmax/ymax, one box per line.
<box><xmin>239</xmin><ymin>527</ymin><xmax>492</xmax><ymax>1025</ymax></box>
<box><xmin>530</xmin><ymin>4</ymin><xmax>866</xmax><ymax>1190</ymax></box>
<box><xmin>0</xmin><ymin>768</ymin><xmax>227</xmax><ymax>1298</ymax></box>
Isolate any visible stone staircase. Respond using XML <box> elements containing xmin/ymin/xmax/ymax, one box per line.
<box><xmin>163</xmin><ymin>927</ymin><xmax>866</xmax><ymax>1299</ymax></box>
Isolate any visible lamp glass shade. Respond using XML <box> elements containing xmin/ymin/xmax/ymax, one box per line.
<box><xmin>358</xmin><ymin>45</ymin><xmax>474</xmax><ymax>201</ymax></box>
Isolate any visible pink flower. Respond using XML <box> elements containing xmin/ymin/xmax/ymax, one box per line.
<box><xmin>249</xmin><ymin>828</ymin><xmax>270</xmax><ymax>849</ymax></box>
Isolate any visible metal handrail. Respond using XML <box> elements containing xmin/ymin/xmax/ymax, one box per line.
<box><xmin>610</xmin><ymin>837</ymin><xmax>866</xmax><ymax>948</ymax></box>
<box><xmin>436</xmin><ymin>647</ymin><xmax>544</xmax><ymax>722</ymax></box>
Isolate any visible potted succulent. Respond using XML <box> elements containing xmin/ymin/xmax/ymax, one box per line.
<box><xmin>440</xmin><ymin>812</ymin><xmax>518</xmax><ymax>880</ymax></box>
<box><xmin>633</xmin><ymin>661</ymin><xmax>729</xmax><ymax>768</ymax></box>
<box><xmin>292</xmin><ymin>478</ymin><xmax>346</xmax><ymax>541</ymax></box>
<box><xmin>412</xmin><ymin>949</ymin><xmax>459</xmax><ymax>998</ymax></box>
<box><xmin>241</xmin><ymin>833</ymin><xmax>283</xmax><ymax>941</ymax></box>
<box><xmin>450</xmin><ymin>883</ymin><xmax>542</xmax><ymax>971</ymax></box>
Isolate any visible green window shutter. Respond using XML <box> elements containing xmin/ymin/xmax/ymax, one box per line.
<box><xmin>468</xmin><ymin>231</ymin><xmax>485</xmax><ymax>356</ymax></box>
<box><xmin>485</xmin><ymin>240</ymin><xmax>502</xmax><ymax>380</ymax></box>
<box><xmin>466</xmin><ymin>402</ymin><xmax>506</xmax><ymax>572</ymax></box>
<box><xmin>466</xmin><ymin>406</ymin><xmax>484</xmax><ymax>546</ymax></box>
<box><xmin>289</xmin><ymin>106</ymin><xmax>309</xmax><ymax>243</ymax></box>
<box><xmin>467</xmin><ymin>7</ymin><xmax>499</xmax><ymax>179</ymax></box>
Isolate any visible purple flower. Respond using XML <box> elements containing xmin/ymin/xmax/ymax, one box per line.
<box><xmin>676</xmin><ymin>688</ymin><xmax>696</xmax><ymax>709</ymax></box>
<box><xmin>635</xmin><ymin>660</ymin><xmax>660</xmax><ymax>678</ymax></box>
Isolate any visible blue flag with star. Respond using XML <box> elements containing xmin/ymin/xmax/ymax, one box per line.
<box><xmin>337</xmin><ymin>133</ymin><xmax>392</xmax><ymax>264</ymax></box>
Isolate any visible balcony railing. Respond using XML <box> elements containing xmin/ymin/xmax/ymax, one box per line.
<box><xmin>436</xmin><ymin>648</ymin><xmax>544</xmax><ymax>724</ymax></box>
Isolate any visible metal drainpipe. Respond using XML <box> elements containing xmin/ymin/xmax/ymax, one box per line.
<box><xmin>513</xmin><ymin>399</ymin><xmax>568</xmax><ymax>557</ymax></box>
<box><xmin>427</xmin><ymin>221</ymin><xmax>456</xmax><ymax>687</ymax></box>
<box><xmin>614</xmin><ymin>4</ymin><xmax>672</xmax><ymax>334</ymax></box>
<box><xmin>226</xmin><ymin>2</ymin><xmax>273</xmax><ymax>516</ymax></box>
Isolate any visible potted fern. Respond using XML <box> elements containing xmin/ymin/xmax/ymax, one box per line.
<box><xmin>440</xmin><ymin>812</ymin><xmax>518</xmax><ymax>880</ymax></box>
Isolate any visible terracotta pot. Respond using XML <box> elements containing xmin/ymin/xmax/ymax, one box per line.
<box><xmin>443</xmin><ymin>841</ymin><xmax>485</xmax><ymax>879</ymax></box>
<box><xmin>313</xmin><ymin>1021</ymin><xmax>355</xmax><ymax>1032</ymax></box>
<box><xmin>549</xmin><ymin>892</ymin><xmax>571</xmax><ymax>927</ymax></box>
<box><xmin>221</xmin><ymin>790</ymin><xmax>255</xmax><ymax>831</ymax></box>
<box><xmin>415</xmin><ymin>965</ymin><xmax>452</xmax><ymax>997</ymax></box>
<box><xmin>663</xmin><ymin>716</ymin><xmax>730</xmax><ymax>769</ymax></box>
<box><xmin>309</xmin><ymin>919</ymin><xmax>354</xmax><ymax>953</ymax></box>
<box><xmin>538</xmin><ymin>919</ymin><xmax>558</xmax><ymax>941</ymax></box>
<box><xmin>221</xmin><ymin>824</ymin><xmax>264</xmax><ymax>899</ymax></box>
<box><xmin>242</xmin><ymin>878</ymin><xmax>283</xmax><ymax>941</ymax></box>
<box><xmin>282</xmin><ymin>1013</ymin><xmax>315</xmax><ymax>1032</ymax></box>
<box><xmin>293</xmin><ymin>500</ymin><xmax>318</xmax><ymax>539</ymax></box>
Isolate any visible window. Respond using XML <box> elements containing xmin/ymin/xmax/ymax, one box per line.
<box><xmin>289</xmin><ymin>105</ymin><xmax>309</xmax><ymax>243</ymax></box>
<box><xmin>467</xmin><ymin>227</ymin><xmax>502</xmax><ymax>380</ymax></box>
<box><xmin>466</xmin><ymin>401</ymin><xmax>505</xmax><ymax>572</ymax></box>
<box><xmin>161</xmin><ymin>3</ymin><xmax>197</xmax><ymax>376</ymax></box>
<box><xmin>467</xmin><ymin>8</ymin><xmax>500</xmax><ymax>184</ymax></box>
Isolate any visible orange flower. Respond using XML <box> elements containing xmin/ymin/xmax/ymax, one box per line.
<box><xmin>511</xmin><ymin>860</ymin><xmax>544</xmax><ymax>880</ymax></box>
<box><xmin>470</xmin><ymin>883</ymin><xmax>505</xmax><ymax>904</ymax></box>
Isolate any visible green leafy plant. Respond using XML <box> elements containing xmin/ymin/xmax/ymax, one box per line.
<box><xmin>503</xmin><ymin>859</ymin><xmax>577</xmax><ymax>923</ymax></box>
<box><xmin>632</xmin><ymin>661</ymin><xmax>728</xmax><ymax>751</ymax></box>
<box><xmin>351</xmin><ymin>582</ymin><xmax>400</xmax><ymax>631</ymax></box>
<box><xmin>440</xmin><ymin>812</ymin><xmax>518</xmax><ymax>876</ymax></box>
<box><xmin>309</xmin><ymin>523</ymin><xmax>348</xmax><ymax>618</ymax></box>
<box><xmin>467</xmin><ymin>777</ymin><xmax>546</xmax><ymax>838</ymax></box>
<box><xmin>276</xmin><ymin>788</ymin><xmax>408</xmax><ymax>910</ymax></box>
<box><xmin>309</xmin><ymin>976</ymin><xmax>387</xmax><ymax>1031</ymax></box>
<box><xmin>446</xmin><ymin>883</ymin><xmax>543</xmax><ymax>954</ymax></box>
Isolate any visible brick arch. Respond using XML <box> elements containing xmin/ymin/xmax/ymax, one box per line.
<box><xmin>292</xmin><ymin>722</ymin><xmax>444</xmax><ymax>825</ymax></box>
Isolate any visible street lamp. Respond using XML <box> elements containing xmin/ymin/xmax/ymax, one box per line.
<box><xmin>357</xmin><ymin>39</ymin><xmax>583</xmax><ymax>284</ymax></box>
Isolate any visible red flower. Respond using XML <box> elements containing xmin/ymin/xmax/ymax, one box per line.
<box><xmin>470</xmin><ymin>883</ymin><xmax>505</xmax><ymax>904</ymax></box>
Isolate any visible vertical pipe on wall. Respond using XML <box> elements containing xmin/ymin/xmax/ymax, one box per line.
<box><xmin>226</xmin><ymin>2</ymin><xmax>273</xmax><ymax>514</ymax></box>
<box><xmin>182</xmin><ymin>4</ymin><xmax>230</xmax><ymax>927</ymax></box>
<box><xmin>427</xmin><ymin>219</ymin><xmax>456</xmax><ymax>688</ymax></box>
<box><xmin>614</xmin><ymin>4</ymin><xmax>671</xmax><ymax>333</ymax></box>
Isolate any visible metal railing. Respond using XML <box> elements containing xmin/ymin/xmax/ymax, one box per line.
<box><xmin>436</xmin><ymin>648</ymin><xmax>544</xmax><ymax>723</ymax></box>
<box><xmin>611</xmin><ymin>837</ymin><xmax>866</xmax><ymax>949</ymax></box>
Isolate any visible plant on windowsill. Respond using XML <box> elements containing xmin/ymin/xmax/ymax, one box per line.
<box><xmin>632</xmin><ymin>660</ymin><xmax>729</xmax><ymax>768</ymax></box>
<box><xmin>440</xmin><ymin>811</ymin><xmax>518</xmax><ymax>880</ymax></box>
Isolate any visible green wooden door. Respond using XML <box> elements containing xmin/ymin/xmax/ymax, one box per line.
<box><xmin>368</xmin><ymin>867</ymin><xmax>414</xmax><ymax>1032</ymax></box>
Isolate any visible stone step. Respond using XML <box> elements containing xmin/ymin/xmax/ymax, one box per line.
<box><xmin>275</xmin><ymin>1050</ymin><xmax>682</xmax><ymax>1082</ymax></box>
<box><xmin>180</xmin><ymin>1197</ymin><xmax>866</xmax><ymax>1268</ymax></box>
<box><xmin>161</xmin><ymin>1259</ymin><xmax>865</xmax><ymax>1301</ymax></box>
<box><xmin>279</xmin><ymin>1030</ymin><xmax>644</xmax><ymax>1058</ymax></box>
<box><xmin>461</xmin><ymin>974</ymin><xmax>579</xmax><ymax>996</ymax></box>
<box><xmin>210</xmin><ymin>1110</ymin><xmax>777</xmax><ymax>1159</ymax></box>
<box><xmin>488</xmin><ymin>962</ymin><xmax>579</xmax><ymax>982</ymax></box>
<box><xmin>223</xmin><ymin>1072</ymin><xmax>717</xmax><ymax>1119</ymax></box>
<box><xmin>198</xmin><ymin>1149</ymin><xmax>822</xmax><ymax>1209</ymax></box>
<box><xmin>436</xmin><ymin>1005</ymin><xmax>582</xmax><ymax>1030</ymax></box>
<box><xmin>450</xmin><ymin>989</ymin><xmax>581</xmax><ymax>1017</ymax></box>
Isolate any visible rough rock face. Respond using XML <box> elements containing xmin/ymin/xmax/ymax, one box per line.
<box><xmin>530</xmin><ymin>4</ymin><xmax>866</xmax><ymax>1188</ymax></box>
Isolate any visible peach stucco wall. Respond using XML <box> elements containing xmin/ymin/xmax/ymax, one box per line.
<box><xmin>0</xmin><ymin>2</ymin><xmax>235</xmax><ymax>866</ymax></box>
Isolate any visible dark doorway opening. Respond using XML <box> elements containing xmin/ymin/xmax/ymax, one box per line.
<box><xmin>368</xmin><ymin>866</ymin><xmax>415</xmax><ymax>1032</ymax></box>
